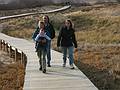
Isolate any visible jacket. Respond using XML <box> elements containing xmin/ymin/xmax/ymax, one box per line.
<box><xmin>32</xmin><ymin>23</ymin><xmax>55</xmax><ymax>41</ymax></box>
<box><xmin>57</xmin><ymin>26</ymin><xmax>77</xmax><ymax>48</ymax></box>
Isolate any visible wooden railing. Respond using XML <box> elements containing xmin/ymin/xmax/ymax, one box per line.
<box><xmin>0</xmin><ymin>5</ymin><xmax>71</xmax><ymax>21</ymax></box>
<box><xmin>0</xmin><ymin>39</ymin><xmax>27</xmax><ymax>67</ymax></box>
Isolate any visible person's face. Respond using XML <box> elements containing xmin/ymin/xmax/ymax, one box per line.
<box><xmin>40</xmin><ymin>29</ymin><xmax>45</xmax><ymax>36</ymax></box>
<box><xmin>41</xmin><ymin>29</ymin><xmax>44</xmax><ymax>34</ymax></box>
<box><xmin>43</xmin><ymin>16</ymin><xmax>49</xmax><ymax>23</ymax></box>
<box><xmin>40</xmin><ymin>23</ymin><xmax>45</xmax><ymax>29</ymax></box>
<box><xmin>65</xmin><ymin>21</ymin><xmax>70</xmax><ymax>28</ymax></box>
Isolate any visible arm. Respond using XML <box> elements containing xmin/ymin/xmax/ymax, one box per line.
<box><xmin>72</xmin><ymin>30</ymin><xmax>77</xmax><ymax>48</ymax></box>
<box><xmin>57</xmin><ymin>27</ymin><xmax>62</xmax><ymax>47</ymax></box>
<box><xmin>45</xmin><ymin>34</ymin><xmax>51</xmax><ymax>41</ymax></box>
<box><xmin>35</xmin><ymin>34</ymin><xmax>40</xmax><ymax>41</ymax></box>
<box><xmin>50</xmin><ymin>23</ymin><xmax>55</xmax><ymax>39</ymax></box>
<box><xmin>32</xmin><ymin>26</ymin><xmax>39</xmax><ymax>41</ymax></box>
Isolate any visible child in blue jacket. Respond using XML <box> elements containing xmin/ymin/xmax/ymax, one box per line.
<box><xmin>35</xmin><ymin>21</ymin><xmax>51</xmax><ymax>73</ymax></box>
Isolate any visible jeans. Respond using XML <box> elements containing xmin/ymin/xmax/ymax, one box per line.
<box><xmin>37</xmin><ymin>48</ymin><xmax>47</xmax><ymax>70</ymax></box>
<box><xmin>47</xmin><ymin>40</ymin><xmax>51</xmax><ymax>65</ymax></box>
<box><xmin>62</xmin><ymin>46</ymin><xmax>74</xmax><ymax>65</ymax></box>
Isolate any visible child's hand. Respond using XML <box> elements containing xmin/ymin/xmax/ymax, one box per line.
<box><xmin>42</xmin><ymin>39</ymin><xmax>47</xmax><ymax>44</ymax></box>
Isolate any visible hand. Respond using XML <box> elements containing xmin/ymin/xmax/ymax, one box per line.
<box><xmin>74</xmin><ymin>48</ymin><xmax>79</xmax><ymax>62</ymax></box>
<box><xmin>74</xmin><ymin>48</ymin><xmax>78</xmax><ymax>52</ymax></box>
<box><xmin>42</xmin><ymin>39</ymin><xmax>46</xmax><ymax>44</ymax></box>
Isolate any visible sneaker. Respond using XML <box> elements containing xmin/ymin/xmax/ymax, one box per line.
<box><xmin>63</xmin><ymin>63</ymin><xmax>66</xmax><ymax>67</ymax></box>
<box><xmin>70</xmin><ymin>67</ymin><xmax>75</xmax><ymax>69</ymax></box>
<box><xmin>43</xmin><ymin>69</ymin><xmax>46</xmax><ymax>73</ymax></box>
<box><xmin>48</xmin><ymin>64</ymin><xmax>51</xmax><ymax>67</ymax></box>
<box><xmin>70</xmin><ymin>64</ymin><xmax>75</xmax><ymax>69</ymax></box>
<box><xmin>39</xmin><ymin>67</ymin><xmax>42</xmax><ymax>71</ymax></box>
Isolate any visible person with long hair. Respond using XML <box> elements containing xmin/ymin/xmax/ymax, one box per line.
<box><xmin>57</xmin><ymin>19</ymin><xmax>77</xmax><ymax>69</ymax></box>
<box><xmin>32</xmin><ymin>15</ymin><xmax>55</xmax><ymax>67</ymax></box>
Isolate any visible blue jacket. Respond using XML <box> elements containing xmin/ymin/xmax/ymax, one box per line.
<box><xmin>32</xmin><ymin>23</ymin><xmax>55</xmax><ymax>41</ymax></box>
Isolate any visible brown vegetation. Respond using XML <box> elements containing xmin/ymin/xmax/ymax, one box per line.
<box><xmin>74</xmin><ymin>45</ymin><xmax>120</xmax><ymax>90</ymax></box>
<box><xmin>0</xmin><ymin>51</ymin><xmax>25</xmax><ymax>90</ymax></box>
<box><xmin>1</xmin><ymin>4</ymin><xmax>120</xmax><ymax>90</ymax></box>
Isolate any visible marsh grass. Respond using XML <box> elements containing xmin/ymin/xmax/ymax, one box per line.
<box><xmin>0</xmin><ymin>51</ymin><xmax>25</xmax><ymax>90</ymax></box>
<box><xmin>1</xmin><ymin>4</ymin><xmax>120</xmax><ymax>90</ymax></box>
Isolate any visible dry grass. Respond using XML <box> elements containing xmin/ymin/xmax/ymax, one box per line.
<box><xmin>54</xmin><ymin>5</ymin><xmax>120</xmax><ymax>90</ymax></box>
<box><xmin>65</xmin><ymin>5</ymin><xmax>120</xmax><ymax>44</ymax></box>
<box><xmin>1</xmin><ymin>4</ymin><xmax>120</xmax><ymax>90</ymax></box>
<box><xmin>74</xmin><ymin>45</ymin><xmax>120</xmax><ymax>90</ymax></box>
<box><xmin>0</xmin><ymin>51</ymin><xmax>25</xmax><ymax>90</ymax></box>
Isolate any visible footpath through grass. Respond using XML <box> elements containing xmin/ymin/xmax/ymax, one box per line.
<box><xmin>1</xmin><ymin>4</ymin><xmax>120</xmax><ymax>90</ymax></box>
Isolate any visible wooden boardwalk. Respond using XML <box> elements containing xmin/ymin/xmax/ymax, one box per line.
<box><xmin>0</xmin><ymin>33</ymin><xmax>98</xmax><ymax>90</ymax></box>
<box><xmin>0</xmin><ymin>5</ymin><xmax>71</xmax><ymax>20</ymax></box>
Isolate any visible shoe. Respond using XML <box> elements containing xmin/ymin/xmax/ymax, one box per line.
<box><xmin>48</xmin><ymin>64</ymin><xmax>51</xmax><ymax>67</ymax></box>
<box><xmin>70</xmin><ymin>64</ymin><xmax>75</xmax><ymax>69</ymax></box>
<box><xmin>63</xmin><ymin>63</ymin><xmax>66</xmax><ymax>67</ymax></box>
<box><xmin>39</xmin><ymin>67</ymin><xmax>42</xmax><ymax>71</ymax></box>
<box><xmin>43</xmin><ymin>69</ymin><xmax>46</xmax><ymax>73</ymax></box>
<box><xmin>70</xmin><ymin>67</ymin><xmax>75</xmax><ymax>69</ymax></box>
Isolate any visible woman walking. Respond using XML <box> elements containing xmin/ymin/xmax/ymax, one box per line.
<box><xmin>57</xmin><ymin>19</ymin><xmax>77</xmax><ymax>69</ymax></box>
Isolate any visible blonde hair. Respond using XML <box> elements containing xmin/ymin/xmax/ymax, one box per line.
<box><xmin>38</xmin><ymin>21</ymin><xmax>45</xmax><ymax>29</ymax></box>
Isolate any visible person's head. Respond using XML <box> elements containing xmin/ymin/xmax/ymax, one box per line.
<box><xmin>40</xmin><ymin>29</ymin><xmax>45</xmax><ymax>35</ymax></box>
<box><xmin>43</xmin><ymin>15</ymin><xmax>49</xmax><ymax>24</ymax></box>
<box><xmin>65</xmin><ymin>19</ymin><xmax>73</xmax><ymax>29</ymax></box>
<box><xmin>38</xmin><ymin>21</ymin><xmax>45</xmax><ymax>29</ymax></box>
<box><xmin>38</xmin><ymin>21</ymin><xmax>45</xmax><ymax>35</ymax></box>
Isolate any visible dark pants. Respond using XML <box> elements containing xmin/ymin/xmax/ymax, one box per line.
<box><xmin>47</xmin><ymin>40</ymin><xmax>51</xmax><ymax>65</ymax></box>
<box><xmin>37</xmin><ymin>48</ymin><xmax>47</xmax><ymax>70</ymax></box>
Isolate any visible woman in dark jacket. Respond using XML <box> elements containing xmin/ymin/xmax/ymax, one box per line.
<box><xmin>32</xmin><ymin>15</ymin><xmax>55</xmax><ymax>67</ymax></box>
<box><xmin>57</xmin><ymin>19</ymin><xmax>77</xmax><ymax>69</ymax></box>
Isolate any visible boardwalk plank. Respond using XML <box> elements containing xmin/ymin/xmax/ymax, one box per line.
<box><xmin>0</xmin><ymin>33</ymin><xmax>98</xmax><ymax>90</ymax></box>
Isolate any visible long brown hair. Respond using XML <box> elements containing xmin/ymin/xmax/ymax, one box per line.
<box><xmin>65</xmin><ymin>19</ymin><xmax>74</xmax><ymax>29</ymax></box>
<box><xmin>43</xmin><ymin>15</ymin><xmax>50</xmax><ymax>23</ymax></box>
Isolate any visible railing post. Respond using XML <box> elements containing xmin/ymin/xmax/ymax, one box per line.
<box><xmin>21</xmin><ymin>52</ymin><xmax>24</xmax><ymax>64</ymax></box>
<box><xmin>15</xmin><ymin>48</ymin><xmax>17</xmax><ymax>62</ymax></box>
<box><xmin>24</xmin><ymin>55</ymin><xmax>27</xmax><ymax>67</ymax></box>
<box><xmin>5</xmin><ymin>42</ymin><xmax>8</xmax><ymax>52</ymax></box>
<box><xmin>0</xmin><ymin>40</ymin><xmax>27</xmax><ymax>67</ymax></box>
<box><xmin>9</xmin><ymin>46</ymin><xmax>12</xmax><ymax>58</ymax></box>
<box><xmin>3</xmin><ymin>40</ymin><xmax>6</xmax><ymax>51</ymax></box>
<box><xmin>1</xmin><ymin>40</ymin><xmax>3</xmax><ymax>50</ymax></box>
<box><xmin>0</xmin><ymin>39</ymin><xmax>2</xmax><ymax>50</ymax></box>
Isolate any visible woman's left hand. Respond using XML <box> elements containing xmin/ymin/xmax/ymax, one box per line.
<box><xmin>74</xmin><ymin>48</ymin><xmax>78</xmax><ymax>52</ymax></box>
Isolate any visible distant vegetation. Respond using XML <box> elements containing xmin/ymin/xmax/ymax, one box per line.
<box><xmin>0</xmin><ymin>0</ymin><xmax>119</xmax><ymax>10</ymax></box>
<box><xmin>1</xmin><ymin>4</ymin><xmax>120</xmax><ymax>90</ymax></box>
<box><xmin>2</xmin><ymin>4</ymin><xmax>120</xmax><ymax>44</ymax></box>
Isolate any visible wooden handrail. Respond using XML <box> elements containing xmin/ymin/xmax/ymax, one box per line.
<box><xmin>0</xmin><ymin>39</ymin><xmax>27</xmax><ymax>67</ymax></box>
<box><xmin>0</xmin><ymin>5</ymin><xmax>71</xmax><ymax>20</ymax></box>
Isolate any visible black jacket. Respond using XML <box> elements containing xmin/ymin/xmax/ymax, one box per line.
<box><xmin>57</xmin><ymin>26</ymin><xmax>77</xmax><ymax>48</ymax></box>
